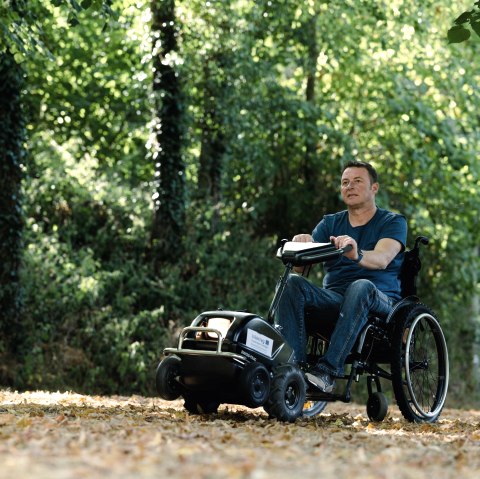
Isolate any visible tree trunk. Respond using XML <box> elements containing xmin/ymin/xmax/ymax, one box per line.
<box><xmin>150</xmin><ymin>0</ymin><xmax>185</xmax><ymax>271</ymax></box>
<box><xmin>0</xmin><ymin>50</ymin><xmax>25</xmax><ymax>355</ymax></box>
<box><xmin>197</xmin><ymin>58</ymin><xmax>226</xmax><ymax>234</ymax></box>
<box><xmin>304</xmin><ymin>13</ymin><xmax>319</xmax><ymax>185</ymax></box>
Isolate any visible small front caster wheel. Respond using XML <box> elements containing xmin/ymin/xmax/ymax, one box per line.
<box><xmin>366</xmin><ymin>391</ymin><xmax>389</xmax><ymax>422</ymax></box>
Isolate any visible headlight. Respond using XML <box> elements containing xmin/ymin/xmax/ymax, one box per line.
<box><xmin>205</xmin><ymin>317</ymin><xmax>232</xmax><ymax>339</ymax></box>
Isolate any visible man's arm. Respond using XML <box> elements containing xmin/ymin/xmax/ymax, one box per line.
<box><xmin>355</xmin><ymin>238</ymin><xmax>402</xmax><ymax>270</ymax></box>
<box><xmin>331</xmin><ymin>236</ymin><xmax>402</xmax><ymax>270</ymax></box>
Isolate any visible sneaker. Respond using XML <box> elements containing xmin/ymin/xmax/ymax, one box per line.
<box><xmin>305</xmin><ymin>368</ymin><xmax>336</xmax><ymax>393</ymax></box>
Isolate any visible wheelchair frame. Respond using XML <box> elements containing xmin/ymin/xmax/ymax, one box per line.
<box><xmin>271</xmin><ymin>236</ymin><xmax>449</xmax><ymax>422</ymax></box>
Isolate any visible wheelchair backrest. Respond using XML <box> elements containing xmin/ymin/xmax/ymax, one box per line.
<box><xmin>399</xmin><ymin>236</ymin><xmax>429</xmax><ymax>298</ymax></box>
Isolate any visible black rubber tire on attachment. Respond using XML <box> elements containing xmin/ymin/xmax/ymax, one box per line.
<box><xmin>197</xmin><ymin>400</ymin><xmax>220</xmax><ymax>414</ymax></box>
<box><xmin>366</xmin><ymin>392</ymin><xmax>389</xmax><ymax>422</ymax></box>
<box><xmin>239</xmin><ymin>362</ymin><xmax>271</xmax><ymax>408</ymax></box>
<box><xmin>391</xmin><ymin>304</ymin><xmax>449</xmax><ymax>423</ymax></box>
<box><xmin>264</xmin><ymin>365</ymin><xmax>306</xmax><ymax>423</ymax></box>
<box><xmin>183</xmin><ymin>397</ymin><xmax>200</xmax><ymax>414</ymax></box>
<box><xmin>184</xmin><ymin>396</ymin><xmax>220</xmax><ymax>415</ymax></box>
<box><xmin>156</xmin><ymin>355</ymin><xmax>182</xmax><ymax>400</ymax></box>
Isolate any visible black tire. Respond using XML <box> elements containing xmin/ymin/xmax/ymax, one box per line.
<box><xmin>264</xmin><ymin>365</ymin><xmax>306</xmax><ymax>423</ymax></box>
<box><xmin>366</xmin><ymin>392</ymin><xmax>389</xmax><ymax>422</ymax></box>
<box><xmin>183</xmin><ymin>397</ymin><xmax>199</xmax><ymax>414</ymax></box>
<box><xmin>184</xmin><ymin>396</ymin><xmax>220</xmax><ymax>415</ymax></box>
<box><xmin>391</xmin><ymin>304</ymin><xmax>449</xmax><ymax>423</ymax></box>
<box><xmin>302</xmin><ymin>400</ymin><xmax>327</xmax><ymax>418</ymax></box>
<box><xmin>197</xmin><ymin>400</ymin><xmax>220</xmax><ymax>414</ymax></box>
<box><xmin>156</xmin><ymin>355</ymin><xmax>182</xmax><ymax>400</ymax></box>
<box><xmin>239</xmin><ymin>362</ymin><xmax>271</xmax><ymax>408</ymax></box>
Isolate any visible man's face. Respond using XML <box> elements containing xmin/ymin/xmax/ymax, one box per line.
<box><xmin>340</xmin><ymin>167</ymin><xmax>378</xmax><ymax>207</ymax></box>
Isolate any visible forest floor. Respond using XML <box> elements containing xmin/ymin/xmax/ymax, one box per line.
<box><xmin>0</xmin><ymin>390</ymin><xmax>479</xmax><ymax>479</ymax></box>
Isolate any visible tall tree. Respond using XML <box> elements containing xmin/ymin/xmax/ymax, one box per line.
<box><xmin>150</xmin><ymin>0</ymin><xmax>185</xmax><ymax>271</ymax></box>
<box><xmin>195</xmin><ymin>6</ymin><xmax>233</xmax><ymax>234</ymax></box>
<box><xmin>303</xmin><ymin>10</ymin><xmax>319</xmax><ymax>183</ymax></box>
<box><xmin>0</xmin><ymin>50</ymin><xmax>25</xmax><ymax>357</ymax></box>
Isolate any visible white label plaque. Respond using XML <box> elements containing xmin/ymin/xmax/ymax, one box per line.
<box><xmin>246</xmin><ymin>329</ymin><xmax>273</xmax><ymax>357</ymax></box>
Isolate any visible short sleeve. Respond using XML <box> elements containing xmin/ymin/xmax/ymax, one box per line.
<box><xmin>312</xmin><ymin>217</ymin><xmax>330</xmax><ymax>243</ymax></box>
<box><xmin>380</xmin><ymin>214</ymin><xmax>407</xmax><ymax>252</ymax></box>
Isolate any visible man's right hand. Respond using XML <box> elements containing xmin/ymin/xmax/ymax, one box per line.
<box><xmin>292</xmin><ymin>233</ymin><xmax>313</xmax><ymax>243</ymax></box>
<box><xmin>291</xmin><ymin>234</ymin><xmax>314</xmax><ymax>275</ymax></box>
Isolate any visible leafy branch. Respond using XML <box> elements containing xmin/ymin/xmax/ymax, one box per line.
<box><xmin>0</xmin><ymin>0</ymin><xmax>117</xmax><ymax>62</ymax></box>
<box><xmin>447</xmin><ymin>1</ymin><xmax>480</xmax><ymax>43</ymax></box>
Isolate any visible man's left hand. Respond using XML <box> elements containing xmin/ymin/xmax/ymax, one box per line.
<box><xmin>330</xmin><ymin>235</ymin><xmax>358</xmax><ymax>261</ymax></box>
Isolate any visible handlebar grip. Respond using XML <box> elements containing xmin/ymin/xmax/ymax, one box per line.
<box><xmin>414</xmin><ymin>236</ymin><xmax>429</xmax><ymax>248</ymax></box>
<box><xmin>341</xmin><ymin>244</ymin><xmax>353</xmax><ymax>253</ymax></box>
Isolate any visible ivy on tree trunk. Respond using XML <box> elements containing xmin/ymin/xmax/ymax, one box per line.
<box><xmin>150</xmin><ymin>0</ymin><xmax>185</xmax><ymax>272</ymax></box>
<box><xmin>0</xmin><ymin>50</ymin><xmax>25</xmax><ymax>356</ymax></box>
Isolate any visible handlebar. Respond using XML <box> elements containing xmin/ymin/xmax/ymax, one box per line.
<box><xmin>278</xmin><ymin>242</ymin><xmax>354</xmax><ymax>267</ymax></box>
<box><xmin>415</xmin><ymin>236</ymin><xmax>429</xmax><ymax>248</ymax></box>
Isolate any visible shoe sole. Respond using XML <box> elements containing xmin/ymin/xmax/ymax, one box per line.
<box><xmin>305</xmin><ymin>372</ymin><xmax>335</xmax><ymax>393</ymax></box>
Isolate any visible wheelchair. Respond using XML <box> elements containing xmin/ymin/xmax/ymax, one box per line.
<box><xmin>275</xmin><ymin>236</ymin><xmax>449</xmax><ymax>423</ymax></box>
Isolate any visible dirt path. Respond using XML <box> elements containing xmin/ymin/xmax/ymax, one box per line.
<box><xmin>0</xmin><ymin>390</ymin><xmax>479</xmax><ymax>479</ymax></box>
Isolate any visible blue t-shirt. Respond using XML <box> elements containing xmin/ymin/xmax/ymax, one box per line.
<box><xmin>311</xmin><ymin>207</ymin><xmax>407</xmax><ymax>300</ymax></box>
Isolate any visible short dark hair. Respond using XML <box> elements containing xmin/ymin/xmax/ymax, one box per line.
<box><xmin>342</xmin><ymin>160</ymin><xmax>378</xmax><ymax>184</ymax></box>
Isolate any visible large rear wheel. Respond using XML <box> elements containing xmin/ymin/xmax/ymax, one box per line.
<box><xmin>391</xmin><ymin>304</ymin><xmax>449</xmax><ymax>422</ymax></box>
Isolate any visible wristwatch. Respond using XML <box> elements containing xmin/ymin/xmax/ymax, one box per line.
<box><xmin>353</xmin><ymin>249</ymin><xmax>364</xmax><ymax>264</ymax></box>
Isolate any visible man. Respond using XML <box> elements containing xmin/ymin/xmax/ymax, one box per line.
<box><xmin>276</xmin><ymin>160</ymin><xmax>407</xmax><ymax>392</ymax></box>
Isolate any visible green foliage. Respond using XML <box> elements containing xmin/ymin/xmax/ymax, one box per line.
<box><xmin>16</xmin><ymin>131</ymin><xmax>166</xmax><ymax>392</ymax></box>
<box><xmin>17</xmin><ymin>163</ymin><xmax>280</xmax><ymax>394</ymax></box>
<box><xmin>23</xmin><ymin>5</ymin><xmax>151</xmax><ymax>176</ymax></box>
<box><xmin>0</xmin><ymin>0</ymin><xmax>116</xmax><ymax>63</ymax></box>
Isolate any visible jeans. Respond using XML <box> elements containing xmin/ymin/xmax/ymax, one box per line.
<box><xmin>275</xmin><ymin>274</ymin><xmax>394</xmax><ymax>377</ymax></box>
